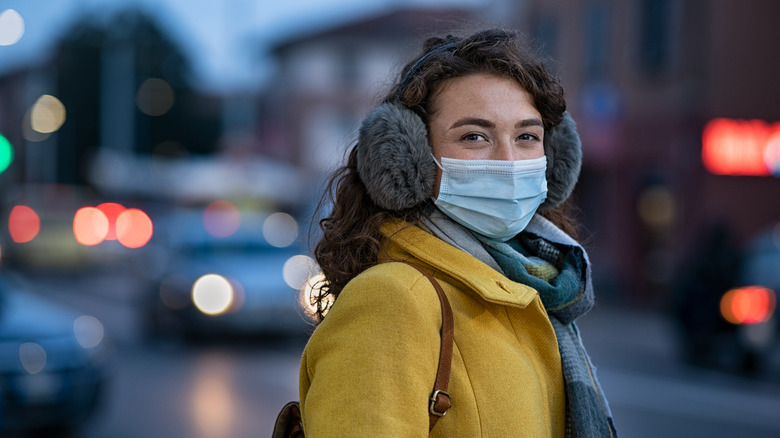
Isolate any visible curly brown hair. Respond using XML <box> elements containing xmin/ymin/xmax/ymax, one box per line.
<box><xmin>309</xmin><ymin>28</ymin><xmax>575</xmax><ymax>322</ymax></box>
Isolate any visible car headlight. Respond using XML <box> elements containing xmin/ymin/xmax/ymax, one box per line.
<box><xmin>191</xmin><ymin>274</ymin><xmax>235</xmax><ymax>316</ymax></box>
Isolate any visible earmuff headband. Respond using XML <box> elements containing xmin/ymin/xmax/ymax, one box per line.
<box><xmin>396</xmin><ymin>42</ymin><xmax>459</xmax><ymax>100</ymax></box>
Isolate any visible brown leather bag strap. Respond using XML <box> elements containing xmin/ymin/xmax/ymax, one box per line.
<box><xmin>402</xmin><ymin>262</ymin><xmax>454</xmax><ymax>432</ymax></box>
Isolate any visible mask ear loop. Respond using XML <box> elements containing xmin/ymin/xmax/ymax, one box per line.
<box><xmin>429</xmin><ymin>153</ymin><xmax>445</xmax><ymax>203</ymax></box>
<box><xmin>430</xmin><ymin>152</ymin><xmax>444</xmax><ymax>171</ymax></box>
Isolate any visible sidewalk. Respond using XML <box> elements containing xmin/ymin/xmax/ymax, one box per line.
<box><xmin>577</xmin><ymin>305</ymin><xmax>780</xmax><ymax>438</ymax></box>
<box><xmin>578</xmin><ymin>304</ymin><xmax>681</xmax><ymax>375</ymax></box>
<box><xmin>578</xmin><ymin>304</ymin><xmax>780</xmax><ymax>382</ymax></box>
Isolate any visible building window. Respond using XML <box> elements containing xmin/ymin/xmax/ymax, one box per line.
<box><xmin>341</xmin><ymin>46</ymin><xmax>359</xmax><ymax>87</ymax></box>
<box><xmin>639</xmin><ymin>0</ymin><xmax>671</xmax><ymax>76</ymax></box>
<box><xmin>584</xmin><ymin>2</ymin><xmax>611</xmax><ymax>80</ymax></box>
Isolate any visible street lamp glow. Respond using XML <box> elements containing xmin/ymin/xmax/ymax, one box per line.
<box><xmin>263</xmin><ymin>212</ymin><xmax>298</xmax><ymax>248</ymax></box>
<box><xmin>0</xmin><ymin>9</ymin><xmax>24</xmax><ymax>46</ymax></box>
<box><xmin>30</xmin><ymin>95</ymin><xmax>67</xmax><ymax>134</ymax></box>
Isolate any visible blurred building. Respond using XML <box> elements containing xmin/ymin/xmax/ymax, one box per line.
<box><xmin>0</xmin><ymin>10</ymin><xmax>223</xmax><ymax>188</ymax></box>
<box><xmin>0</xmin><ymin>7</ymin><xmax>307</xmax><ymax>271</ymax></box>
<box><xmin>1</xmin><ymin>7</ymin><xmax>318</xmax><ymax>204</ymax></box>
<box><xmin>266</xmin><ymin>1</ymin><xmax>780</xmax><ymax>308</ymax></box>
<box><xmin>264</xmin><ymin>6</ymin><xmax>474</xmax><ymax>172</ymax></box>
<box><xmin>521</xmin><ymin>0</ymin><xmax>780</xmax><ymax>305</ymax></box>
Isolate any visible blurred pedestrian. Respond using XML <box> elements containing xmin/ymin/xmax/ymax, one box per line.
<box><xmin>300</xmin><ymin>28</ymin><xmax>616</xmax><ymax>436</ymax></box>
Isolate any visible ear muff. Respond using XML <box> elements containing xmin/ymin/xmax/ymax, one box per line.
<box><xmin>541</xmin><ymin>111</ymin><xmax>582</xmax><ymax>210</ymax></box>
<box><xmin>356</xmin><ymin>102</ymin><xmax>436</xmax><ymax>211</ymax></box>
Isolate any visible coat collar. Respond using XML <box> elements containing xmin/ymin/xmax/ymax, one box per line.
<box><xmin>380</xmin><ymin>220</ymin><xmax>539</xmax><ymax>309</ymax></box>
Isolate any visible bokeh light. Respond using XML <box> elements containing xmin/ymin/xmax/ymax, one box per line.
<box><xmin>191</xmin><ymin>358</ymin><xmax>236</xmax><ymax>438</ymax></box>
<box><xmin>637</xmin><ymin>186</ymin><xmax>675</xmax><ymax>227</ymax></box>
<box><xmin>8</xmin><ymin>205</ymin><xmax>40</xmax><ymax>243</ymax></box>
<box><xmin>30</xmin><ymin>95</ymin><xmax>67</xmax><ymax>134</ymax></box>
<box><xmin>702</xmin><ymin>118</ymin><xmax>773</xmax><ymax>176</ymax></box>
<box><xmin>22</xmin><ymin>108</ymin><xmax>50</xmax><ymax>142</ymax></box>
<box><xmin>19</xmin><ymin>342</ymin><xmax>46</xmax><ymax>374</ymax></box>
<box><xmin>136</xmin><ymin>78</ymin><xmax>174</xmax><ymax>116</ymax></box>
<box><xmin>282</xmin><ymin>255</ymin><xmax>317</xmax><ymax>289</ymax></box>
<box><xmin>97</xmin><ymin>202</ymin><xmax>126</xmax><ymax>240</ymax></box>
<box><xmin>73</xmin><ymin>207</ymin><xmax>109</xmax><ymax>246</ymax></box>
<box><xmin>299</xmin><ymin>272</ymin><xmax>332</xmax><ymax>321</ymax></box>
<box><xmin>0</xmin><ymin>133</ymin><xmax>13</xmax><ymax>174</ymax></box>
<box><xmin>263</xmin><ymin>212</ymin><xmax>299</xmax><ymax>248</ymax></box>
<box><xmin>73</xmin><ymin>315</ymin><xmax>105</xmax><ymax>349</ymax></box>
<box><xmin>720</xmin><ymin>286</ymin><xmax>776</xmax><ymax>324</ymax></box>
<box><xmin>228</xmin><ymin>281</ymin><xmax>245</xmax><ymax>313</ymax></box>
<box><xmin>765</xmin><ymin>129</ymin><xmax>780</xmax><ymax>175</ymax></box>
<box><xmin>203</xmin><ymin>200</ymin><xmax>241</xmax><ymax>238</ymax></box>
<box><xmin>0</xmin><ymin>9</ymin><xmax>24</xmax><ymax>46</ymax></box>
<box><xmin>116</xmin><ymin>208</ymin><xmax>153</xmax><ymax>248</ymax></box>
<box><xmin>192</xmin><ymin>274</ymin><xmax>234</xmax><ymax>315</ymax></box>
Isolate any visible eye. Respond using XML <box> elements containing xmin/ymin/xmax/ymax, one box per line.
<box><xmin>517</xmin><ymin>133</ymin><xmax>541</xmax><ymax>142</ymax></box>
<box><xmin>461</xmin><ymin>133</ymin><xmax>487</xmax><ymax>142</ymax></box>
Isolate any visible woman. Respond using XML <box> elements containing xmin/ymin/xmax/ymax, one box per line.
<box><xmin>300</xmin><ymin>28</ymin><xmax>616</xmax><ymax>437</ymax></box>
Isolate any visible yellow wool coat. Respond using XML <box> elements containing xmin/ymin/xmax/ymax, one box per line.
<box><xmin>299</xmin><ymin>220</ymin><xmax>566</xmax><ymax>437</ymax></box>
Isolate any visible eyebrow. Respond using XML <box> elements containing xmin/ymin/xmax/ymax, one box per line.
<box><xmin>449</xmin><ymin>117</ymin><xmax>544</xmax><ymax>129</ymax></box>
<box><xmin>516</xmin><ymin>118</ymin><xmax>544</xmax><ymax>129</ymax></box>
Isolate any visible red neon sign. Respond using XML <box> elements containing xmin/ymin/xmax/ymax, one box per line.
<box><xmin>702</xmin><ymin>118</ymin><xmax>780</xmax><ymax>176</ymax></box>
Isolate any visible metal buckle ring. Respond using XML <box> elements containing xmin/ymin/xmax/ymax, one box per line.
<box><xmin>429</xmin><ymin>389</ymin><xmax>450</xmax><ymax>416</ymax></box>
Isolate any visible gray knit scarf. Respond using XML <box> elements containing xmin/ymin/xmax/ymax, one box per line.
<box><xmin>422</xmin><ymin>209</ymin><xmax>617</xmax><ymax>437</ymax></box>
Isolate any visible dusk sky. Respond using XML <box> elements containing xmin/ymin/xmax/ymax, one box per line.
<box><xmin>0</xmin><ymin>0</ymin><xmax>487</xmax><ymax>92</ymax></box>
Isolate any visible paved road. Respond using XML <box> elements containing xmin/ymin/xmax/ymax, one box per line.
<box><xmin>12</xmin><ymin>269</ymin><xmax>780</xmax><ymax>437</ymax></box>
<box><xmin>578</xmin><ymin>308</ymin><xmax>780</xmax><ymax>437</ymax></box>
<box><xmin>83</xmin><ymin>340</ymin><xmax>304</xmax><ymax>438</ymax></box>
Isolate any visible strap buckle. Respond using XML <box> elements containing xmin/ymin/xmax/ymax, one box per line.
<box><xmin>429</xmin><ymin>390</ymin><xmax>450</xmax><ymax>417</ymax></box>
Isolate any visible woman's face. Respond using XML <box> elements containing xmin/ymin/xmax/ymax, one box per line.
<box><xmin>428</xmin><ymin>73</ymin><xmax>545</xmax><ymax>196</ymax></box>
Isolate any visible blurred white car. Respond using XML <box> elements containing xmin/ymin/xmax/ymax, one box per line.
<box><xmin>144</xmin><ymin>208</ymin><xmax>315</xmax><ymax>339</ymax></box>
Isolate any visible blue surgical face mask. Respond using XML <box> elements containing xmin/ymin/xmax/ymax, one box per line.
<box><xmin>433</xmin><ymin>156</ymin><xmax>548</xmax><ymax>241</ymax></box>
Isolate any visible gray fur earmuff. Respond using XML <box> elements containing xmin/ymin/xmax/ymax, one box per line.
<box><xmin>541</xmin><ymin>111</ymin><xmax>582</xmax><ymax>209</ymax></box>
<box><xmin>356</xmin><ymin>102</ymin><xmax>437</xmax><ymax>211</ymax></box>
<box><xmin>356</xmin><ymin>102</ymin><xmax>581</xmax><ymax>211</ymax></box>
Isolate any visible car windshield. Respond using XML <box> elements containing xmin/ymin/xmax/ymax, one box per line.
<box><xmin>180</xmin><ymin>238</ymin><xmax>281</xmax><ymax>257</ymax></box>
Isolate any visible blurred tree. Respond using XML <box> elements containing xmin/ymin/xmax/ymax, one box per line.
<box><xmin>54</xmin><ymin>9</ymin><xmax>221</xmax><ymax>185</ymax></box>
